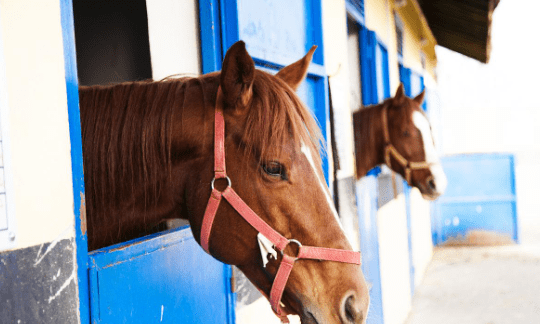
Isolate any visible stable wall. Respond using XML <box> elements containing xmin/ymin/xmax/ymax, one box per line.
<box><xmin>362</xmin><ymin>1</ymin><xmax>440</xmax><ymax>322</ymax></box>
<box><xmin>0</xmin><ymin>0</ymin><xmax>75</xmax><ymax>250</ymax></box>
<box><xmin>0</xmin><ymin>0</ymin><xmax>80</xmax><ymax>323</ymax></box>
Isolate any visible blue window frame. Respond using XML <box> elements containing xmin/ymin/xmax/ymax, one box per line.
<box><xmin>201</xmin><ymin>0</ymin><xmax>331</xmax><ymax>183</ymax></box>
<box><xmin>399</xmin><ymin>64</ymin><xmax>426</xmax><ymax>111</ymax></box>
<box><xmin>346</xmin><ymin>0</ymin><xmax>365</xmax><ymax>25</ymax></box>
<box><xmin>359</xmin><ymin>27</ymin><xmax>391</xmax><ymax>107</ymax></box>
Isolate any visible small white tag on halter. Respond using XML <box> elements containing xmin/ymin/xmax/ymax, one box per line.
<box><xmin>257</xmin><ymin>233</ymin><xmax>277</xmax><ymax>268</ymax></box>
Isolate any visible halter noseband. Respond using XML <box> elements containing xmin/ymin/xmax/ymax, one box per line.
<box><xmin>381</xmin><ymin>105</ymin><xmax>432</xmax><ymax>185</ymax></box>
<box><xmin>200</xmin><ymin>87</ymin><xmax>361</xmax><ymax>323</ymax></box>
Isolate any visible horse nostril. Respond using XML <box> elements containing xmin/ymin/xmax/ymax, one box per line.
<box><xmin>427</xmin><ymin>178</ymin><xmax>436</xmax><ymax>191</ymax></box>
<box><xmin>341</xmin><ymin>293</ymin><xmax>363</xmax><ymax>323</ymax></box>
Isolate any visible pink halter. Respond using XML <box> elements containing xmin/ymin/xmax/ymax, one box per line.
<box><xmin>200</xmin><ymin>87</ymin><xmax>361</xmax><ymax>323</ymax></box>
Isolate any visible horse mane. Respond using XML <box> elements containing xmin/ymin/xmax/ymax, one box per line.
<box><xmin>79</xmin><ymin>78</ymin><xmax>197</xmax><ymax>234</ymax></box>
<box><xmin>79</xmin><ymin>70</ymin><xmax>323</xmax><ymax>244</ymax></box>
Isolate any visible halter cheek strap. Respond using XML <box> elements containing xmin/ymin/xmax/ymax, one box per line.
<box><xmin>381</xmin><ymin>105</ymin><xmax>432</xmax><ymax>185</ymax></box>
<box><xmin>200</xmin><ymin>87</ymin><xmax>361</xmax><ymax>323</ymax></box>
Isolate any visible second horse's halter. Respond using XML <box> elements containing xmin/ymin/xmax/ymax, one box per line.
<box><xmin>200</xmin><ymin>87</ymin><xmax>361</xmax><ymax>323</ymax></box>
<box><xmin>381</xmin><ymin>105</ymin><xmax>432</xmax><ymax>185</ymax></box>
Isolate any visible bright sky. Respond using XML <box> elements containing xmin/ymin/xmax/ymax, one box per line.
<box><xmin>436</xmin><ymin>0</ymin><xmax>540</xmax><ymax>155</ymax></box>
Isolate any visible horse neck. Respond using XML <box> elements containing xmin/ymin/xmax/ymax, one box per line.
<box><xmin>81</xmin><ymin>75</ymin><xmax>221</xmax><ymax>250</ymax></box>
<box><xmin>354</xmin><ymin>104</ymin><xmax>386</xmax><ymax>178</ymax></box>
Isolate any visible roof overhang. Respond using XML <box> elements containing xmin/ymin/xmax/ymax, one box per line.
<box><xmin>417</xmin><ymin>0</ymin><xmax>500</xmax><ymax>63</ymax></box>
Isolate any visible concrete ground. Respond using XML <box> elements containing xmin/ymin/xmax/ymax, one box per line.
<box><xmin>405</xmin><ymin>242</ymin><xmax>540</xmax><ymax>324</ymax></box>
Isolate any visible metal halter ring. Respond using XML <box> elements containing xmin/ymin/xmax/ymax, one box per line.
<box><xmin>211</xmin><ymin>176</ymin><xmax>231</xmax><ymax>191</ymax></box>
<box><xmin>280</xmin><ymin>239</ymin><xmax>302</xmax><ymax>257</ymax></box>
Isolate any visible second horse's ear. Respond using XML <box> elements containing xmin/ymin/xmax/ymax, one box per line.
<box><xmin>414</xmin><ymin>90</ymin><xmax>425</xmax><ymax>105</ymax></box>
<box><xmin>395</xmin><ymin>83</ymin><xmax>405</xmax><ymax>100</ymax></box>
<box><xmin>220</xmin><ymin>41</ymin><xmax>255</xmax><ymax>111</ymax></box>
<box><xmin>276</xmin><ymin>45</ymin><xmax>317</xmax><ymax>91</ymax></box>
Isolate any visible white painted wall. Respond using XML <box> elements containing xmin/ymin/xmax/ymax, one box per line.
<box><xmin>146</xmin><ymin>0</ymin><xmax>202</xmax><ymax>79</ymax></box>
<box><xmin>436</xmin><ymin>0</ymin><xmax>540</xmax><ymax>246</ymax></box>
<box><xmin>408</xmin><ymin>188</ymin><xmax>433</xmax><ymax>286</ymax></box>
<box><xmin>0</xmin><ymin>0</ymin><xmax>75</xmax><ymax>249</ymax></box>
<box><xmin>377</xmin><ymin>194</ymin><xmax>412</xmax><ymax>324</ymax></box>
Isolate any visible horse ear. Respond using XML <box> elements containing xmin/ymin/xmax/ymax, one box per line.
<box><xmin>220</xmin><ymin>41</ymin><xmax>255</xmax><ymax>110</ymax></box>
<box><xmin>276</xmin><ymin>45</ymin><xmax>317</xmax><ymax>91</ymax></box>
<box><xmin>394</xmin><ymin>83</ymin><xmax>405</xmax><ymax>101</ymax></box>
<box><xmin>414</xmin><ymin>90</ymin><xmax>426</xmax><ymax>105</ymax></box>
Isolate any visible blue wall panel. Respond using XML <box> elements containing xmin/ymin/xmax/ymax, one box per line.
<box><xmin>433</xmin><ymin>154</ymin><xmax>518</xmax><ymax>245</ymax></box>
<box><xmin>89</xmin><ymin>227</ymin><xmax>233</xmax><ymax>323</ymax></box>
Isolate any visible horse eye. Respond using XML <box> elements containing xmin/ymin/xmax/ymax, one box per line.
<box><xmin>262</xmin><ymin>162</ymin><xmax>286</xmax><ymax>179</ymax></box>
<box><xmin>403</xmin><ymin>130</ymin><xmax>410</xmax><ymax>137</ymax></box>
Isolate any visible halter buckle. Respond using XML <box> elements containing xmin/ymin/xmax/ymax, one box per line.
<box><xmin>280</xmin><ymin>239</ymin><xmax>302</xmax><ymax>259</ymax></box>
<box><xmin>211</xmin><ymin>176</ymin><xmax>231</xmax><ymax>191</ymax></box>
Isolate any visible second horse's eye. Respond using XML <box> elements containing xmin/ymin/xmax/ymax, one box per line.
<box><xmin>403</xmin><ymin>130</ymin><xmax>410</xmax><ymax>137</ymax></box>
<box><xmin>262</xmin><ymin>161</ymin><xmax>286</xmax><ymax>180</ymax></box>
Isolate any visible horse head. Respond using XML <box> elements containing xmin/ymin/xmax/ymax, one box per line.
<box><xmin>185</xmin><ymin>42</ymin><xmax>369</xmax><ymax>323</ymax></box>
<box><xmin>353</xmin><ymin>84</ymin><xmax>447</xmax><ymax>199</ymax></box>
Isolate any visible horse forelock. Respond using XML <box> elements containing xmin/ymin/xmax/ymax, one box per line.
<box><xmin>241</xmin><ymin>70</ymin><xmax>324</xmax><ymax>167</ymax></box>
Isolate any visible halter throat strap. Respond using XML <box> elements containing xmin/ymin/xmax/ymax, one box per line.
<box><xmin>381</xmin><ymin>105</ymin><xmax>432</xmax><ymax>184</ymax></box>
<box><xmin>200</xmin><ymin>87</ymin><xmax>361</xmax><ymax>323</ymax></box>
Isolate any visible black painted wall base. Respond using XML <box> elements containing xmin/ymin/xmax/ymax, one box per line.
<box><xmin>0</xmin><ymin>238</ymin><xmax>79</xmax><ymax>324</ymax></box>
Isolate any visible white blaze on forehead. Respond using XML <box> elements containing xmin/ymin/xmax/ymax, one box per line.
<box><xmin>300</xmin><ymin>144</ymin><xmax>355</xmax><ymax>248</ymax></box>
<box><xmin>412</xmin><ymin>111</ymin><xmax>447</xmax><ymax>194</ymax></box>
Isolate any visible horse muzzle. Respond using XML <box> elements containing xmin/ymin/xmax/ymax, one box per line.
<box><xmin>420</xmin><ymin>165</ymin><xmax>447</xmax><ymax>200</ymax></box>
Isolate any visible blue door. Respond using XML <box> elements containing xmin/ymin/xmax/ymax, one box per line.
<box><xmin>433</xmin><ymin>154</ymin><xmax>518</xmax><ymax>245</ymax></box>
<box><xmin>88</xmin><ymin>227</ymin><xmax>234</xmax><ymax>323</ymax></box>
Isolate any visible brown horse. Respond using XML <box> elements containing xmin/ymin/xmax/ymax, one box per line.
<box><xmin>352</xmin><ymin>85</ymin><xmax>447</xmax><ymax>199</ymax></box>
<box><xmin>79</xmin><ymin>41</ymin><xmax>369</xmax><ymax>324</ymax></box>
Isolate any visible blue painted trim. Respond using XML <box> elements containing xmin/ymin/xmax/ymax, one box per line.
<box><xmin>509</xmin><ymin>155</ymin><xmax>519</xmax><ymax>242</ymax></box>
<box><xmin>399</xmin><ymin>64</ymin><xmax>412</xmax><ymax>96</ymax></box>
<box><xmin>199</xmin><ymin>0</ymin><xmax>223</xmax><ymax>73</ymax></box>
<box><xmin>252</xmin><ymin>58</ymin><xmax>327</xmax><ymax>78</ymax></box>
<box><xmin>355</xmin><ymin>176</ymin><xmax>384</xmax><ymax>324</ymax></box>
<box><xmin>88</xmin><ymin>267</ymin><xmax>100</xmax><ymax>321</ymax></box>
<box><xmin>59</xmin><ymin>1</ymin><xmax>89</xmax><ymax>323</ymax></box>
<box><xmin>346</xmin><ymin>1</ymin><xmax>365</xmax><ymax>25</ymax></box>
<box><xmin>320</xmin><ymin>75</ymin><xmax>331</xmax><ymax>184</ymax></box>
<box><xmin>199</xmin><ymin>3</ymin><xmax>237</xmax><ymax>320</ymax></box>
<box><xmin>359</xmin><ymin>26</ymin><xmax>377</xmax><ymax>105</ymax></box>
<box><xmin>403</xmin><ymin>182</ymin><xmax>415</xmax><ymax>296</ymax></box>
<box><xmin>220</xmin><ymin>0</ymin><xmax>240</xmax><ymax>53</ymax></box>
<box><xmin>309</xmin><ymin>0</ymin><xmax>325</xmax><ymax>66</ymax></box>
<box><xmin>225</xmin><ymin>264</ymin><xmax>237</xmax><ymax>324</ymax></box>
<box><xmin>378</xmin><ymin>42</ymin><xmax>391</xmax><ymax>99</ymax></box>
<box><xmin>366</xmin><ymin>166</ymin><xmax>382</xmax><ymax>177</ymax></box>
<box><xmin>90</xmin><ymin>225</ymin><xmax>192</xmax><ymax>269</ymax></box>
